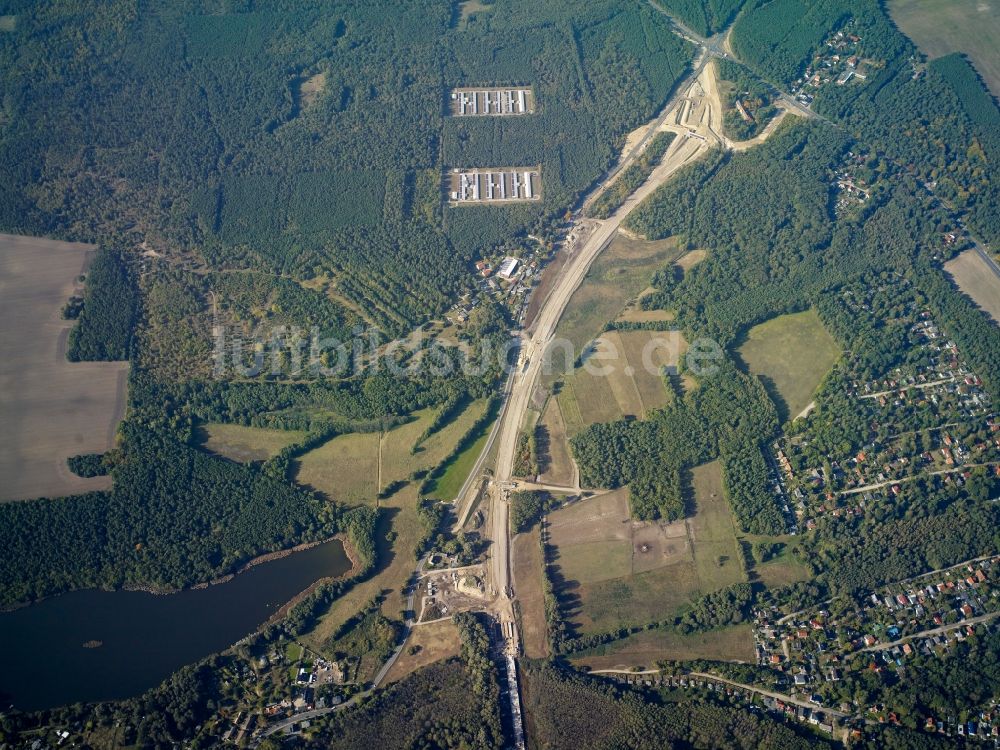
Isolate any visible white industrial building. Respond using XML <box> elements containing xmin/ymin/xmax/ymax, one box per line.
<box><xmin>497</xmin><ymin>257</ymin><xmax>519</xmax><ymax>280</ymax></box>
<box><xmin>448</xmin><ymin>168</ymin><xmax>541</xmax><ymax>205</ymax></box>
<box><xmin>450</xmin><ymin>87</ymin><xmax>534</xmax><ymax>117</ymax></box>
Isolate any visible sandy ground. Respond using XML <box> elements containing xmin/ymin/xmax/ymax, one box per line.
<box><xmin>0</xmin><ymin>234</ymin><xmax>129</xmax><ymax>502</ymax></box>
<box><xmin>383</xmin><ymin>618</ymin><xmax>462</xmax><ymax>684</ymax></box>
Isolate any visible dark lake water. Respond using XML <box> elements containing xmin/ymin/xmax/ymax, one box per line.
<box><xmin>0</xmin><ymin>539</ymin><xmax>350</xmax><ymax>711</ymax></box>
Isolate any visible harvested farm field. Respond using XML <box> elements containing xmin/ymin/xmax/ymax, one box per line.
<box><xmin>0</xmin><ymin>234</ymin><xmax>128</xmax><ymax>502</ymax></box>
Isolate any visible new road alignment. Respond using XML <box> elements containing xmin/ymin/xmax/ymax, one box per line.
<box><xmin>261</xmin><ymin>22</ymin><xmax>803</xmax><ymax>747</ymax></box>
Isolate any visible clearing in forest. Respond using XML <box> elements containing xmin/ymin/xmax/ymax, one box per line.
<box><xmin>735</xmin><ymin>308</ymin><xmax>840</xmax><ymax>423</ymax></box>
<box><xmin>512</xmin><ymin>527</ymin><xmax>550</xmax><ymax>658</ymax></box>
<box><xmin>294</xmin><ymin>431</ymin><xmax>381</xmax><ymax>505</ymax></box>
<box><xmin>293</xmin><ymin>399</ymin><xmax>491</xmax><ymax>505</ymax></box>
<box><xmin>754</xmin><ymin>546</ymin><xmax>812</xmax><ymax>589</ymax></box>
<box><xmin>570</xmin><ymin>624</ymin><xmax>755</xmax><ymax>669</ymax></box>
<box><xmin>547</xmin><ymin>464</ymin><xmax>745</xmax><ymax>636</ymax></box>
<box><xmin>0</xmin><ymin>235</ymin><xmax>129</xmax><ymax>502</ymax></box>
<box><xmin>198</xmin><ymin>423</ymin><xmax>306</xmax><ymax>463</ymax></box>
<box><xmin>557</xmin><ymin>330</ymin><xmax>684</xmax><ymax>436</ymax></box>
<box><xmin>535</xmin><ymin>397</ymin><xmax>576</xmax><ymax>487</ymax></box>
<box><xmin>383</xmin><ymin>618</ymin><xmax>462</xmax><ymax>684</ymax></box>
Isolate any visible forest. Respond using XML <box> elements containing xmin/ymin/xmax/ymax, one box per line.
<box><xmin>510</xmin><ymin>490</ymin><xmax>558</xmax><ymax>534</ymax></box>
<box><xmin>622</xmin><ymin>148</ymin><xmax>726</xmax><ymax>244</ymax></box>
<box><xmin>572</xmin><ymin>362</ymin><xmax>784</xmax><ymax>534</ymax></box>
<box><xmin>731</xmin><ymin>0</ymin><xmax>1000</xmax><ymax>247</ymax></box>
<box><xmin>66</xmin><ymin>248</ymin><xmax>140</xmax><ymax>362</ymax></box>
<box><xmin>0</xmin><ymin>419</ymin><xmax>346</xmax><ymax>607</ymax></box>
<box><xmin>0</xmin><ymin>0</ymin><xmax>695</xmax><ymax>337</ymax></box>
<box><xmin>303</xmin><ymin>612</ymin><xmax>503</xmax><ymax>750</ymax></box>
<box><xmin>654</xmin><ymin>0</ymin><xmax>747</xmax><ymax>37</ymax></box>
<box><xmin>521</xmin><ymin>661</ymin><xmax>829</xmax><ymax>749</ymax></box>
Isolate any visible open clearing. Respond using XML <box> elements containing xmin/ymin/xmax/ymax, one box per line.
<box><xmin>557</xmin><ymin>330</ymin><xmax>684</xmax><ymax>436</ymax></box>
<box><xmin>735</xmin><ymin>308</ymin><xmax>840</xmax><ymax>423</ymax></box>
<box><xmin>688</xmin><ymin>462</ymin><xmax>745</xmax><ymax>593</ymax></box>
<box><xmin>888</xmin><ymin>0</ymin><xmax>1000</xmax><ymax>97</ymax></box>
<box><xmin>293</xmin><ymin>399</ymin><xmax>491</xmax><ymax>505</ymax></box>
<box><xmin>550</xmin><ymin>232</ymin><xmax>685</xmax><ymax>376</ymax></box>
<box><xmin>296</xmin><ymin>71</ymin><xmax>326</xmax><ymax>110</ymax></box>
<box><xmin>294</xmin><ymin>431</ymin><xmax>381</xmax><ymax>505</ymax></box>
<box><xmin>455</xmin><ymin>0</ymin><xmax>493</xmax><ymax>29</ymax></box>
<box><xmin>512</xmin><ymin>527</ymin><xmax>550</xmax><ymax>658</ymax></box>
<box><xmin>535</xmin><ymin>397</ymin><xmax>575</xmax><ymax>487</ymax></box>
<box><xmin>197</xmin><ymin>423</ymin><xmax>305</xmax><ymax>462</ymax></box>
<box><xmin>570</xmin><ymin>624</ymin><xmax>755</xmax><ymax>669</ymax></box>
<box><xmin>755</xmin><ymin>553</ymin><xmax>812</xmax><ymax>589</ymax></box>
<box><xmin>299</xmin><ymin>400</ymin><xmax>492</xmax><ymax>652</ymax></box>
<box><xmin>0</xmin><ymin>234</ymin><xmax>129</xmax><ymax>502</ymax></box>
<box><xmin>548</xmin><ymin>467</ymin><xmax>745</xmax><ymax>635</ymax></box>
<box><xmin>383</xmin><ymin>618</ymin><xmax>461</xmax><ymax>684</ymax></box>
<box><xmin>423</xmin><ymin>399</ymin><xmax>493</xmax><ymax>501</ymax></box>
<box><xmin>945</xmin><ymin>249</ymin><xmax>1000</xmax><ymax>323</ymax></box>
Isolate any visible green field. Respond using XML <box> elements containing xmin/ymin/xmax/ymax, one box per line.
<box><xmin>294</xmin><ymin>431</ymin><xmax>381</xmax><ymax>504</ymax></box>
<box><xmin>551</xmin><ymin>233</ymin><xmax>685</xmax><ymax>376</ymax></box>
<box><xmin>424</xmin><ymin>424</ymin><xmax>491</xmax><ymax>501</ymax></box>
<box><xmin>688</xmin><ymin>462</ymin><xmax>745</xmax><ymax>592</ymax></box>
<box><xmin>735</xmin><ymin>309</ymin><xmax>840</xmax><ymax>423</ymax></box>
<box><xmin>198</xmin><ymin>423</ymin><xmax>306</xmax><ymax>463</ymax></box>
<box><xmin>301</xmin><ymin>400</ymin><xmax>491</xmax><ymax>651</ymax></box>
<box><xmin>570</xmin><ymin>624</ymin><xmax>755</xmax><ymax>669</ymax></box>
<box><xmin>755</xmin><ymin>553</ymin><xmax>812</xmax><ymax>589</ymax></box>
<box><xmin>888</xmin><ymin>0</ymin><xmax>1000</xmax><ymax>97</ymax></box>
<box><xmin>574</xmin><ymin>563</ymin><xmax>701</xmax><ymax>634</ymax></box>
<box><xmin>550</xmin><ymin>464</ymin><xmax>746</xmax><ymax>636</ymax></box>
<box><xmin>292</xmin><ymin>399</ymin><xmax>491</xmax><ymax>506</ymax></box>
<box><xmin>557</xmin><ymin>330</ymin><xmax>683</xmax><ymax>436</ymax></box>
<box><xmin>556</xmin><ymin>540</ymin><xmax>634</xmax><ymax>584</ymax></box>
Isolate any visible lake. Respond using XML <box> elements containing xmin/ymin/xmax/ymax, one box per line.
<box><xmin>0</xmin><ymin>539</ymin><xmax>350</xmax><ymax>711</ymax></box>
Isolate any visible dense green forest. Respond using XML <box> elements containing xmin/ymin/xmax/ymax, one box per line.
<box><xmin>0</xmin><ymin>0</ymin><xmax>694</xmax><ymax>336</ymax></box>
<box><xmin>510</xmin><ymin>490</ymin><xmax>559</xmax><ymax>533</ymax></box>
<box><xmin>731</xmin><ymin>0</ymin><xmax>1000</xmax><ymax>246</ymax></box>
<box><xmin>654</xmin><ymin>0</ymin><xmax>747</xmax><ymax>37</ymax></box>
<box><xmin>521</xmin><ymin>661</ymin><xmax>828</xmax><ymax>749</ymax></box>
<box><xmin>622</xmin><ymin>147</ymin><xmax>726</xmax><ymax>243</ymax></box>
<box><xmin>730</xmin><ymin>0</ymin><xmax>853</xmax><ymax>86</ymax></box>
<box><xmin>0</xmin><ymin>421</ymin><xmax>348</xmax><ymax>606</ymax></box>
<box><xmin>304</xmin><ymin>613</ymin><xmax>503</xmax><ymax>749</ymax></box>
<box><xmin>572</xmin><ymin>363</ymin><xmax>783</xmax><ymax>533</ymax></box>
<box><xmin>66</xmin><ymin>248</ymin><xmax>140</xmax><ymax>361</ymax></box>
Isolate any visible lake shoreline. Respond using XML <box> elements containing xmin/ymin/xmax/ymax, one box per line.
<box><xmin>1</xmin><ymin>534</ymin><xmax>358</xmax><ymax>613</ymax></box>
